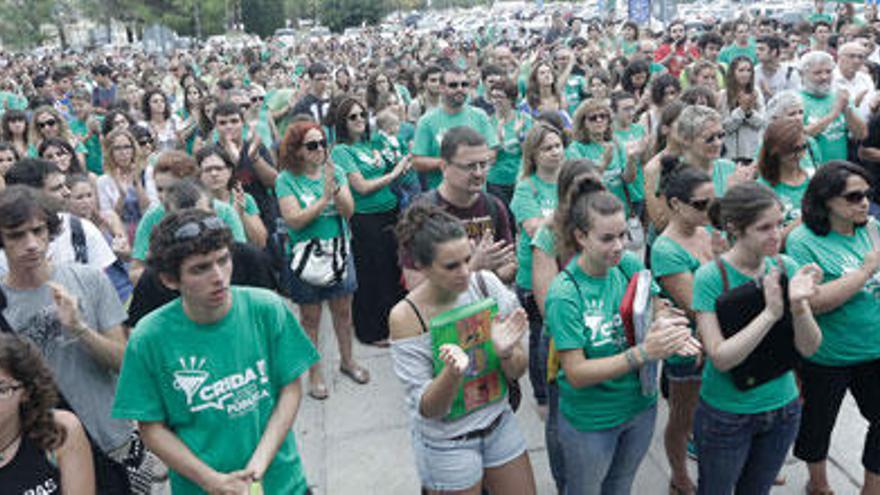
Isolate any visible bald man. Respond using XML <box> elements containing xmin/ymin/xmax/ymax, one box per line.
<box><xmin>834</xmin><ymin>42</ymin><xmax>873</xmax><ymax>107</ymax></box>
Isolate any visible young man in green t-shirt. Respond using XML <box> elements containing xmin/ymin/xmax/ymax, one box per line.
<box><xmin>112</xmin><ymin>208</ymin><xmax>318</xmax><ymax>495</ymax></box>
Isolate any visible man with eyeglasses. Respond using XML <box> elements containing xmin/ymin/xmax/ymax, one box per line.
<box><xmin>413</xmin><ymin>65</ymin><xmax>498</xmax><ymax>190</ymax></box>
<box><xmin>405</xmin><ymin>126</ymin><xmax>516</xmax><ymax>287</ymax></box>
<box><xmin>800</xmin><ymin>50</ymin><xmax>867</xmax><ymax>163</ymax></box>
<box><xmin>113</xmin><ymin>208</ymin><xmax>318</xmax><ymax>495</ymax></box>
<box><xmin>834</xmin><ymin>42</ymin><xmax>873</xmax><ymax>109</ymax></box>
<box><xmin>0</xmin><ymin>185</ymin><xmax>136</xmax><ymax>492</ymax></box>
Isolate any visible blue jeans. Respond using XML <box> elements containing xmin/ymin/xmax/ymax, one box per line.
<box><xmin>516</xmin><ymin>287</ymin><xmax>547</xmax><ymax>405</ymax></box>
<box><xmin>695</xmin><ymin>398</ymin><xmax>801</xmax><ymax>495</ymax></box>
<box><xmin>546</xmin><ymin>378</ymin><xmax>565</xmax><ymax>494</ymax></box>
<box><xmin>559</xmin><ymin>404</ymin><xmax>657</xmax><ymax>495</ymax></box>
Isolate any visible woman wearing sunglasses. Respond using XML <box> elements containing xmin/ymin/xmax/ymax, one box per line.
<box><xmin>675</xmin><ymin>105</ymin><xmax>747</xmax><ymax>199</ymax></box>
<box><xmin>277</xmin><ymin>121</ymin><xmax>368</xmax><ymax>400</ymax></box>
<box><xmin>786</xmin><ymin>161</ymin><xmax>880</xmax><ymax>495</ymax></box>
<box><xmin>28</xmin><ymin>106</ymin><xmax>86</xmax><ymax>165</ymax></box>
<box><xmin>756</xmin><ymin>118</ymin><xmax>814</xmax><ymax>243</ymax></box>
<box><xmin>692</xmin><ymin>182</ymin><xmax>823</xmax><ymax>494</ymax></box>
<box><xmin>567</xmin><ymin>98</ymin><xmax>638</xmax><ymax>216</ymax></box>
<box><xmin>330</xmin><ymin>97</ymin><xmax>409</xmax><ymax>347</ymax></box>
<box><xmin>651</xmin><ymin>158</ymin><xmax>716</xmax><ymax>495</ymax></box>
<box><xmin>0</xmin><ymin>334</ymin><xmax>95</xmax><ymax>493</ymax></box>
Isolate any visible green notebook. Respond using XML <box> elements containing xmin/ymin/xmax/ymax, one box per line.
<box><xmin>430</xmin><ymin>298</ymin><xmax>507</xmax><ymax>420</ymax></box>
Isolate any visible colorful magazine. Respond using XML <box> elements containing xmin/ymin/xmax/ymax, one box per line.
<box><xmin>430</xmin><ymin>298</ymin><xmax>507</xmax><ymax>420</ymax></box>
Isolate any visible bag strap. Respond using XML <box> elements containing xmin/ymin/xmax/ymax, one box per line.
<box><xmin>715</xmin><ymin>256</ymin><xmax>730</xmax><ymax>292</ymax></box>
<box><xmin>402</xmin><ymin>298</ymin><xmax>429</xmax><ymax>335</ymax></box>
<box><xmin>70</xmin><ymin>215</ymin><xmax>89</xmax><ymax>264</ymax></box>
<box><xmin>474</xmin><ymin>270</ymin><xmax>490</xmax><ymax>299</ymax></box>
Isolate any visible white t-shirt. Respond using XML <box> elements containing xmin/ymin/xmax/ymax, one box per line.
<box><xmin>0</xmin><ymin>213</ymin><xmax>117</xmax><ymax>276</ymax></box>
<box><xmin>833</xmin><ymin>68</ymin><xmax>874</xmax><ymax>106</ymax></box>
<box><xmin>755</xmin><ymin>63</ymin><xmax>801</xmax><ymax>101</ymax></box>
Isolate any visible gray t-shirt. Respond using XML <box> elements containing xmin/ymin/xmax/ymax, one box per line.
<box><xmin>1</xmin><ymin>263</ymin><xmax>131</xmax><ymax>453</ymax></box>
<box><xmin>391</xmin><ymin>270</ymin><xmax>522</xmax><ymax>440</ymax></box>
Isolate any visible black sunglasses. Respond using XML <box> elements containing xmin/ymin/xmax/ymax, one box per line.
<box><xmin>303</xmin><ymin>139</ymin><xmax>328</xmax><ymax>151</ymax></box>
<box><xmin>37</xmin><ymin>119</ymin><xmax>57</xmax><ymax>129</ymax></box>
<box><xmin>586</xmin><ymin>113</ymin><xmax>609</xmax><ymax>123</ymax></box>
<box><xmin>348</xmin><ymin>111</ymin><xmax>366</xmax><ymax>121</ymax></box>
<box><xmin>841</xmin><ymin>189</ymin><xmax>870</xmax><ymax>204</ymax></box>
<box><xmin>446</xmin><ymin>81</ymin><xmax>470</xmax><ymax>89</ymax></box>
<box><xmin>687</xmin><ymin>198</ymin><xmax>711</xmax><ymax>211</ymax></box>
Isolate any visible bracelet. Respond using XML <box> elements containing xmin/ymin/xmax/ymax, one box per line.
<box><xmin>624</xmin><ymin>348</ymin><xmax>639</xmax><ymax>370</ymax></box>
<box><xmin>637</xmin><ymin>344</ymin><xmax>650</xmax><ymax>364</ymax></box>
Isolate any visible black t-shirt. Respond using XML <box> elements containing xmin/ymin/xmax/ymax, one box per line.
<box><xmin>0</xmin><ymin>435</ymin><xmax>60</xmax><ymax>494</ymax></box>
<box><xmin>290</xmin><ymin>94</ymin><xmax>330</xmax><ymax>123</ymax></box>
<box><xmin>236</xmin><ymin>139</ymin><xmax>279</xmax><ymax>227</ymax></box>
<box><xmin>126</xmin><ymin>242</ymin><xmax>279</xmax><ymax>327</ymax></box>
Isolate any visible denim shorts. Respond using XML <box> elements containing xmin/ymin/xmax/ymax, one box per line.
<box><xmin>664</xmin><ymin>358</ymin><xmax>703</xmax><ymax>383</ymax></box>
<box><xmin>285</xmin><ymin>251</ymin><xmax>358</xmax><ymax>305</ymax></box>
<box><xmin>412</xmin><ymin>409</ymin><xmax>527</xmax><ymax>491</ymax></box>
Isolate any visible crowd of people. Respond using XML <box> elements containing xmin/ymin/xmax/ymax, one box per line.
<box><xmin>1</xmin><ymin>1</ymin><xmax>880</xmax><ymax>494</ymax></box>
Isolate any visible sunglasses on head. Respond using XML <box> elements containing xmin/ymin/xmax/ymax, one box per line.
<box><xmin>173</xmin><ymin>216</ymin><xmax>227</xmax><ymax>241</ymax></box>
<box><xmin>37</xmin><ymin>119</ymin><xmax>57</xmax><ymax>129</ymax></box>
<box><xmin>446</xmin><ymin>81</ymin><xmax>470</xmax><ymax>89</ymax></box>
<box><xmin>303</xmin><ymin>139</ymin><xmax>328</xmax><ymax>151</ymax></box>
<box><xmin>841</xmin><ymin>189</ymin><xmax>870</xmax><ymax>204</ymax></box>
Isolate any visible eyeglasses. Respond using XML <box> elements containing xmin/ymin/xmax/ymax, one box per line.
<box><xmin>112</xmin><ymin>144</ymin><xmax>134</xmax><ymax>152</ymax></box>
<box><xmin>348</xmin><ymin>111</ymin><xmax>366</xmax><ymax>122</ymax></box>
<box><xmin>173</xmin><ymin>216</ymin><xmax>227</xmax><ymax>241</ymax></box>
<box><xmin>202</xmin><ymin>165</ymin><xmax>227</xmax><ymax>174</ymax></box>
<box><xmin>449</xmin><ymin>159</ymin><xmax>491</xmax><ymax>173</ymax></box>
<box><xmin>704</xmin><ymin>131</ymin><xmax>725</xmax><ymax>144</ymax></box>
<box><xmin>0</xmin><ymin>383</ymin><xmax>22</xmax><ymax>400</ymax></box>
<box><xmin>303</xmin><ymin>139</ymin><xmax>328</xmax><ymax>151</ymax></box>
<box><xmin>687</xmin><ymin>198</ymin><xmax>711</xmax><ymax>211</ymax></box>
<box><xmin>841</xmin><ymin>189</ymin><xmax>870</xmax><ymax>204</ymax></box>
<box><xmin>446</xmin><ymin>81</ymin><xmax>471</xmax><ymax>89</ymax></box>
<box><xmin>138</xmin><ymin>138</ymin><xmax>153</xmax><ymax>146</ymax></box>
<box><xmin>586</xmin><ymin>113</ymin><xmax>609</xmax><ymax>123</ymax></box>
<box><xmin>250</xmin><ymin>95</ymin><xmax>264</xmax><ymax>103</ymax></box>
<box><xmin>37</xmin><ymin>119</ymin><xmax>57</xmax><ymax>129</ymax></box>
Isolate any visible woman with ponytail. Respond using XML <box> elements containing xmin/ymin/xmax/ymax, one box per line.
<box><xmin>691</xmin><ymin>182</ymin><xmax>823</xmax><ymax>493</ymax></box>
<box><xmin>530</xmin><ymin>157</ymin><xmax>602</xmax><ymax>493</ymax></box>
<box><xmin>388</xmin><ymin>202</ymin><xmax>535</xmax><ymax>495</ymax></box>
<box><xmin>544</xmin><ymin>174</ymin><xmax>700</xmax><ymax>494</ymax></box>
<box><xmin>650</xmin><ymin>157</ymin><xmax>716</xmax><ymax>495</ymax></box>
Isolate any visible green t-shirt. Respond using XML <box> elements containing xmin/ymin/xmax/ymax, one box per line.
<box><xmin>275</xmin><ymin>168</ymin><xmax>348</xmax><ymax>244</ymax></box>
<box><xmin>786</xmin><ymin>222</ymin><xmax>880</xmax><ymax>366</ymax></box>
<box><xmin>112</xmin><ymin>287</ymin><xmax>319</xmax><ymax>495</ymax></box>
<box><xmin>802</xmin><ymin>90</ymin><xmax>850</xmax><ymax>162</ymax></box>
<box><xmin>510</xmin><ymin>176</ymin><xmax>558</xmax><ymax>290</ymax></box>
<box><xmin>545</xmin><ymin>253</ymin><xmax>657</xmax><ymax>431</ymax></box>
<box><xmin>563</xmin><ymin>75</ymin><xmax>587</xmax><ymax>116</ymax></box>
<box><xmin>650</xmin><ymin>234</ymin><xmax>704</xmax><ymax>366</ymax></box>
<box><xmin>132</xmin><ymin>200</ymin><xmax>246</xmax><ymax>261</ymax></box>
<box><xmin>615</xmin><ymin>124</ymin><xmax>647</xmax><ymax>203</ymax></box>
<box><xmin>712</xmin><ymin>159</ymin><xmax>737</xmax><ymax>197</ymax></box>
<box><xmin>757</xmin><ymin>174</ymin><xmax>810</xmax><ymax>226</ymax></box>
<box><xmin>691</xmin><ymin>255</ymin><xmax>800</xmax><ymax>413</ymax></box>
<box><xmin>331</xmin><ymin>141</ymin><xmax>397</xmax><ymax>214</ymax></box>
<box><xmin>718</xmin><ymin>43</ymin><xmax>758</xmax><ymax>66</ymax></box>
<box><xmin>488</xmin><ymin>113</ymin><xmax>532</xmax><ymax>186</ymax></box>
<box><xmin>69</xmin><ymin>116</ymin><xmax>104</xmax><ymax>175</ymax></box>
<box><xmin>412</xmin><ymin>106</ymin><xmax>499</xmax><ymax>190</ymax></box>
<box><xmin>808</xmin><ymin>12</ymin><xmax>834</xmax><ymax>25</ymax></box>
<box><xmin>531</xmin><ymin>223</ymin><xmax>555</xmax><ymax>257</ymax></box>
<box><xmin>566</xmin><ymin>140</ymin><xmax>630</xmax><ymax>214</ymax></box>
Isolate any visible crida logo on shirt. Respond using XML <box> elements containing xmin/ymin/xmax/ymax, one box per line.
<box><xmin>172</xmin><ymin>356</ymin><xmax>271</xmax><ymax>417</ymax></box>
<box><xmin>582</xmin><ymin>299</ymin><xmax>624</xmax><ymax>348</ymax></box>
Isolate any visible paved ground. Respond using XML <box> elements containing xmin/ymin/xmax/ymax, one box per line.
<box><xmin>293</xmin><ymin>308</ymin><xmax>868</xmax><ymax>495</ymax></box>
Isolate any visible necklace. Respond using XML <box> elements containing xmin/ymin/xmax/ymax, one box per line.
<box><xmin>0</xmin><ymin>432</ymin><xmax>21</xmax><ymax>462</ymax></box>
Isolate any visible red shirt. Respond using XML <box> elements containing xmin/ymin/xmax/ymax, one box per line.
<box><xmin>654</xmin><ymin>43</ymin><xmax>700</xmax><ymax>78</ymax></box>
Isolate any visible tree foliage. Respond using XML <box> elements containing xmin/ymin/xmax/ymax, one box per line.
<box><xmin>318</xmin><ymin>0</ymin><xmax>389</xmax><ymax>33</ymax></box>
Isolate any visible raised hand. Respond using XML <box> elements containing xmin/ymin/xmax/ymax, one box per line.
<box><xmin>491</xmin><ymin>308</ymin><xmax>527</xmax><ymax>359</ymax></box>
<box><xmin>789</xmin><ymin>263</ymin><xmax>822</xmax><ymax>306</ymax></box>
<box><xmin>439</xmin><ymin>344</ymin><xmax>470</xmax><ymax>377</ymax></box>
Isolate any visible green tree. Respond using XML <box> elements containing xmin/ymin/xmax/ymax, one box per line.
<box><xmin>319</xmin><ymin>0</ymin><xmax>388</xmax><ymax>33</ymax></box>
<box><xmin>242</xmin><ymin>0</ymin><xmax>286</xmax><ymax>37</ymax></box>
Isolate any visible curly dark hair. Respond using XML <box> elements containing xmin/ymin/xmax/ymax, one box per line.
<box><xmin>147</xmin><ymin>208</ymin><xmax>234</xmax><ymax>280</ymax></box>
<box><xmin>0</xmin><ymin>334</ymin><xmax>65</xmax><ymax>451</ymax></box>
<box><xmin>394</xmin><ymin>201</ymin><xmax>465</xmax><ymax>268</ymax></box>
<box><xmin>142</xmin><ymin>89</ymin><xmax>171</xmax><ymax>121</ymax></box>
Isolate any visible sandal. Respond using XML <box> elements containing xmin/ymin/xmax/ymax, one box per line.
<box><xmin>308</xmin><ymin>380</ymin><xmax>329</xmax><ymax>400</ymax></box>
<box><xmin>669</xmin><ymin>481</ymin><xmax>695</xmax><ymax>495</ymax></box>
<box><xmin>340</xmin><ymin>364</ymin><xmax>370</xmax><ymax>384</ymax></box>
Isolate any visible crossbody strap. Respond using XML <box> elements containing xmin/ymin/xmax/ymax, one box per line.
<box><xmin>715</xmin><ymin>257</ymin><xmax>730</xmax><ymax>292</ymax></box>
